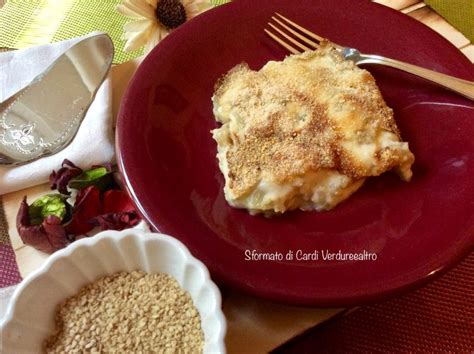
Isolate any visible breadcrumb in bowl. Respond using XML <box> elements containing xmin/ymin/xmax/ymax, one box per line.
<box><xmin>1</xmin><ymin>230</ymin><xmax>226</xmax><ymax>354</ymax></box>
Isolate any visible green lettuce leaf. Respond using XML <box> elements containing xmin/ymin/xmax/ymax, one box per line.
<box><xmin>68</xmin><ymin>166</ymin><xmax>113</xmax><ymax>191</ymax></box>
<box><xmin>28</xmin><ymin>194</ymin><xmax>70</xmax><ymax>225</ymax></box>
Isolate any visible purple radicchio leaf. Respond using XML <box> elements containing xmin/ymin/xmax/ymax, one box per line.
<box><xmin>49</xmin><ymin>159</ymin><xmax>83</xmax><ymax>195</ymax></box>
<box><xmin>92</xmin><ymin>212</ymin><xmax>140</xmax><ymax>231</ymax></box>
<box><xmin>17</xmin><ymin>197</ymin><xmax>69</xmax><ymax>254</ymax></box>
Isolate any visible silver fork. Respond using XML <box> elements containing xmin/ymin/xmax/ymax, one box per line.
<box><xmin>265</xmin><ymin>13</ymin><xmax>474</xmax><ymax>100</ymax></box>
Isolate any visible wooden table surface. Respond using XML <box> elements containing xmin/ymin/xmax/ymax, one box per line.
<box><xmin>1</xmin><ymin>0</ymin><xmax>473</xmax><ymax>352</ymax></box>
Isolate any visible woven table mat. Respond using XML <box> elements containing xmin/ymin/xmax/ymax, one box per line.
<box><xmin>0</xmin><ymin>198</ymin><xmax>22</xmax><ymax>288</ymax></box>
<box><xmin>425</xmin><ymin>0</ymin><xmax>474</xmax><ymax>42</ymax></box>
<box><xmin>275</xmin><ymin>252</ymin><xmax>474</xmax><ymax>353</ymax></box>
<box><xmin>0</xmin><ymin>0</ymin><xmax>139</xmax><ymax>64</ymax></box>
<box><xmin>0</xmin><ymin>0</ymin><xmax>230</xmax><ymax>64</ymax></box>
<box><xmin>0</xmin><ymin>0</ymin><xmax>22</xmax><ymax>288</ymax></box>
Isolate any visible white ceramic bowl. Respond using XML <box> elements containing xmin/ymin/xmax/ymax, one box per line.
<box><xmin>1</xmin><ymin>230</ymin><xmax>226</xmax><ymax>353</ymax></box>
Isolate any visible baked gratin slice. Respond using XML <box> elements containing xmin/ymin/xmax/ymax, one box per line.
<box><xmin>211</xmin><ymin>42</ymin><xmax>415</xmax><ymax>215</ymax></box>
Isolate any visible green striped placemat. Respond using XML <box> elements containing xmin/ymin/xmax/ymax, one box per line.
<box><xmin>425</xmin><ymin>0</ymin><xmax>473</xmax><ymax>43</ymax></box>
<box><xmin>0</xmin><ymin>0</ymin><xmax>231</xmax><ymax>64</ymax></box>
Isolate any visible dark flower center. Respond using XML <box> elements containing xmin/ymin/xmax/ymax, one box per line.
<box><xmin>155</xmin><ymin>0</ymin><xmax>187</xmax><ymax>29</ymax></box>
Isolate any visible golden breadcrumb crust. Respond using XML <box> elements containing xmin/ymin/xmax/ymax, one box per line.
<box><xmin>212</xmin><ymin>42</ymin><xmax>414</xmax><ymax>200</ymax></box>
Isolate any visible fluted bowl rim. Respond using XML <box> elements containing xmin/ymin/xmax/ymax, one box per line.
<box><xmin>1</xmin><ymin>230</ymin><xmax>226</xmax><ymax>353</ymax></box>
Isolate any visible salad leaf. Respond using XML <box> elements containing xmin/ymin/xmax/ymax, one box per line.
<box><xmin>28</xmin><ymin>194</ymin><xmax>70</xmax><ymax>225</ymax></box>
<box><xmin>92</xmin><ymin>189</ymin><xmax>139</xmax><ymax>230</ymax></box>
<box><xmin>68</xmin><ymin>166</ymin><xmax>114</xmax><ymax>191</ymax></box>
<box><xmin>17</xmin><ymin>197</ymin><xmax>68</xmax><ymax>254</ymax></box>
<box><xmin>65</xmin><ymin>186</ymin><xmax>102</xmax><ymax>235</ymax></box>
<box><xmin>49</xmin><ymin>159</ymin><xmax>82</xmax><ymax>195</ymax></box>
<box><xmin>19</xmin><ymin>160</ymin><xmax>141</xmax><ymax>254</ymax></box>
<box><xmin>102</xmin><ymin>189</ymin><xmax>136</xmax><ymax>213</ymax></box>
<box><xmin>93</xmin><ymin>212</ymin><xmax>140</xmax><ymax>231</ymax></box>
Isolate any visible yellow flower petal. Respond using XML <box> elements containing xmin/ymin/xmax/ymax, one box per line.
<box><xmin>182</xmin><ymin>0</ymin><xmax>212</xmax><ymax>19</ymax></box>
<box><xmin>143</xmin><ymin>25</ymin><xmax>169</xmax><ymax>53</ymax></box>
<box><xmin>118</xmin><ymin>0</ymin><xmax>156</xmax><ymax>20</ymax></box>
<box><xmin>123</xmin><ymin>19</ymin><xmax>153</xmax><ymax>32</ymax></box>
<box><xmin>116</xmin><ymin>3</ymin><xmax>144</xmax><ymax>18</ymax></box>
<box><xmin>123</xmin><ymin>26</ymin><xmax>153</xmax><ymax>52</ymax></box>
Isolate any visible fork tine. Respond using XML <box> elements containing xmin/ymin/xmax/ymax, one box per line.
<box><xmin>271</xmin><ymin>16</ymin><xmax>319</xmax><ymax>50</ymax></box>
<box><xmin>275</xmin><ymin>12</ymin><xmax>343</xmax><ymax>50</ymax></box>
<box><xmin>275</xmin><ymin>13</ymin><xmax>325</xmax><ymax>42</ymax></box>
<box><xmin>264</xmin><ymin>29</ymin><xmax>300</xmax><ymax>54</ymax></box>
<box><xmin>267</xmin><ymin>23</ymin><xmax>311</xmax><ymax>52</ymax></box>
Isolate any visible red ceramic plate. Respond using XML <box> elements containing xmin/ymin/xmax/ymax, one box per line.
<box><xmin>117</xmin><ymin>0</ymin><xmax>474</xmax><ymax>306</ymax></box>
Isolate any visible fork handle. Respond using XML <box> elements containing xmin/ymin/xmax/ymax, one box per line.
<box><xmin>358</xmin><ymin>54</ymin><xmax>474</xmax><ymax>100</ymax></box>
